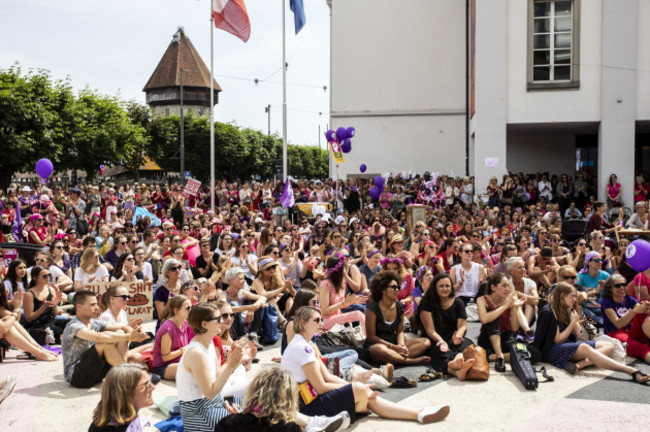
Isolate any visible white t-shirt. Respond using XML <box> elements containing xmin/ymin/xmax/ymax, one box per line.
<box><xmin>281</xmin><ymin>334</ymin><xmax>317</xmax><ymax>384</ymax></box>
<box><xmin>140</xmin><ymin>261</ymin><xmax>153</xmax><ymax>282</ymax></box>
<box><xmin>99</xmin><ymin>308</ymin><xmax>128</xmax><ymax>326</ymax></box>
<box><xmin>4</xmin><ymin>280</ymin><xmax>25</xmax><ymax>300</ymax></box>
<box><xmin>230</xmin><ymin>254</ymin><xmax>258</xmax><ymax>280</ymax></box>
<box><xmin>511</xmin><ymin>277</ymin><xmax>537</xmax><ymax>296</ymax></box>
<box><xmin>74</xmin><ymin>264</ymin><xmax>109</xmax><ymax>284</ymax></box>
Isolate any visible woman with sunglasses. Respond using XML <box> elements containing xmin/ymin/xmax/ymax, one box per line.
<box><xmin>50</xmin><ymin>239</ymin><xmax>72</xmax><ymax>280</ymax></box>
<box><xmin>154</xmin><ymin>259</ymin><xmax>184</xmax><ymax>331</ymax></box>
<box><xmin>177</xmin><ymin>303</ymin><xmax>248</xmax><ymax>430</ymax></box>
<box><xmin>577</xmin><ymin>251</ymin><xmax>610</xmax><ymax>326</ymax></box>
<box><xmin>153</xmin><ymin>295</ymin><xmax>193</xmax><ymax>381</ymax></box>
<box><xmin>22</xmin><ymin>266</ymin><xmax>67</xmax><ymax>343</ymax></box>
<box><xmin>27</xmin><ymin>214</ymin><xmax>54</xmax><ymax>246</ymax></box>
<box><xmin>282</xmin><ymin>306</ymin><xmax>449</xmax><ymax>425</ymax></box>
<box><xmin>216</xmin><ymin>234</ymin><xmax>236</xmax><ymax>258</ymax></box>
<box><xmin>110</xmin><ymin>252</ymin><xmax>142</xmax><ymax>282</ymax></box>
<box><xmin>181</xmin><ymin>281</ymin><xmax>203</xmax><ymax>305</ymax></box>
<box><xmin>73</xmin><ymin>249</ymin><xmax>110</xmax><ymax>291</ymax></box>
<box><xmin>600</xmin><ymin>275</ymin><xmax>650</xmax><ymax>364</ymax></box>
<box><xmin>588</xmin><ymin>230</ymin><xmax>613</xmax><ymax>272</ymax></box>
<box><xmin>366</xmin><ymin>270</ymin><xmax>431</xmax><ymax>366</ymax></box>
<box><xmin>534</xmin><ymin>282</ymin><xmax>648</xmax><ymax>382</ymax></box>
<box><xmin>99</xmin><ymin>285</ymin><xmax>136</xmax><ymax>327</ymax></box>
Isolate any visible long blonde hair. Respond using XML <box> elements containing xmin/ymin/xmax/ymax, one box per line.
<box><xmin>80</xmin><ymin>248</ymin><xmax>99</xmax><ymax>273</ymax></box>
<box><xmin>243</xmin><ymin>367</ymin><xmax>298</xmax><ymax>426</ymax></box>
<box><xmin>92</xmin><ymin>363</ymin><xmax>147</xmax><ymax>427</ymax></box>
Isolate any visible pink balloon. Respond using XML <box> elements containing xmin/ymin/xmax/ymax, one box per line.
<box><xmin>187</xmin><ymin>243</ymin><xmax>201</xmax><ymax>267</ymax></box>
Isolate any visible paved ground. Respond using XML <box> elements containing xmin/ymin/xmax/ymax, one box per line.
<box><xmin>1</xmin><ymin>322</ymin><xmax>649</xmax><ymax>432</ymax></box>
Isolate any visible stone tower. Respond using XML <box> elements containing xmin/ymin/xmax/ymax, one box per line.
<box><xmin>143</xmin><ymin>27</ymin><xmax>221</xmax><ymax>118</ymax></box>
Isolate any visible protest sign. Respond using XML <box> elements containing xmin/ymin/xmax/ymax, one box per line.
<box><xmin>82</xmin><ymin>280</ymin><xmax>154</xmax><ymax>321</ymax></box>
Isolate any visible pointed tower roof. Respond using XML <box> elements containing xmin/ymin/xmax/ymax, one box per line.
<box><xmin>143</xmin><ymin>27</ymin><xmax>222</xmax><ymax>92</ymax></box>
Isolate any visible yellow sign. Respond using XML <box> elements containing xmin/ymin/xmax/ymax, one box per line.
<box><xmin>329</xmin><ymin>138</ymin><xmax>345</xmax><ymax>164</ymax></box>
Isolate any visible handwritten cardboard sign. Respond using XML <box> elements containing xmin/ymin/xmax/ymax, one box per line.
<box><xmin>82</xmin><ymin>281</ymin><xmax>154</xmax><ymax>321</ymax></box>
<box><xmin>183</xmin><ymin>178</ymin><xmax>202</xmax><ymax>197</ymax></box>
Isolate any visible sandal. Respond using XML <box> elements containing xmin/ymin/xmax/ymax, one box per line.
<box><xmin>631</xmin><ymin>370</ymin><xmax>650</xmax><ymax>384</ymax></box>
<box><xmin>418</xmin><ymin>370</ymin><xmax>442</xmax><ymax>382</ymax></box>
<box><xmin>16</xmin><ymin>352</ymin><xmax>36</xmax><ymax>360</ymax></box>
<box><xmin>390</xmin><ymin>376</ymin><xmax>417</xmax><ymax>388</ymax></box>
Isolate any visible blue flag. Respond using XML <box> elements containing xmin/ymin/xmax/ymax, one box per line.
<box><xmin>132</xmin><ymin>206</ymin><xmax>161</xmax><ymax>227</ymax></box>
<box><xmin>290</xmin><ymin>0</ymin><xmax>306</xmax><ymax>34</ymax></box>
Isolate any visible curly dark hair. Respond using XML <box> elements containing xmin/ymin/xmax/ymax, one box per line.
<box><xmin>369</xmin><ymin>270</ymin><xmax>402</xmax><ymax>303</ymax></box>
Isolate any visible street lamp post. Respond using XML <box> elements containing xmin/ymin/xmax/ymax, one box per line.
<box><xmin>180</xmin><ymin>68</ymin><xmax>185</xmax><ymax>182</ymax></box>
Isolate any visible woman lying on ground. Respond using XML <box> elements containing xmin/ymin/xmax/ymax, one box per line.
<box><xmin>416</xmin><ymin>273</ymin><xmax>476</xmax><ymax>380</ymax></box>
<box><xmin>533</xmin><ymin>282</ymin><xmax>649</xmax><ymax>382</ymax></box>
<box><xmin>281</xmin><ymin>306</ymin><xmax>450</xmax><ymax>425</ymax></box>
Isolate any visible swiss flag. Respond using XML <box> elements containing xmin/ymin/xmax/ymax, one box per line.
<box><xmin>212</xmin><ymin>0</ymin><xmax>251</xmax><ymax>43</ymax></box>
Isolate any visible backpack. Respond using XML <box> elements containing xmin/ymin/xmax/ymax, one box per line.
<box><xmin>257</xmin><ymin>304</ymin><xmax>279</xmax><ymax>345</ymax></box>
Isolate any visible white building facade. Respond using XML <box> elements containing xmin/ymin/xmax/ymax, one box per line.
<box><xmin>329</xmin><ymin>0</ymin><xmax>650</xmax><ymax>206</ymax></box>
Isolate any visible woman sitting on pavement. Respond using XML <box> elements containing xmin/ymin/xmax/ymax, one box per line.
<box><xmin>176</xmin><ymin>302</ymin><xmax>248</xmax><ymax>430</ymax></box>
<box><xmin>22</xmin><ymin>265</ymin><xmax>68</xmax><ymax>344</ymax></box>
<box><xmin>477</xmin><ymin>273</ymin><xmax>526</xmax><ymax>372</ymax></box>
<box><xmin>0</xmin><ymin>289</ymin><xmax>58</xmax><ymax>361</ymax></box>
<box><xmin>449</xmin><ymin>243</ymin><xmax>487</xmax><ymax>306</ymax></box>
<box><xmin>223</xmin><ymin>267</ymin><xmax>267</xmax><ymax>339</ymax></box>
<box><xmin>533</xmin><ymin>282</ymin><xmax>648</xmax><ymax>382</ymax></box>
<box><xmin>281</xmin><ymin>306</ymin><xmax>450</xmax><ymax>425</ymax></box>
<box><xmin>153</xmin><ymin>259</ymin><xmax>183</xmax><ymax>331</ymax></box>
<box><xmin>366</xmin><ymin>270</ymin><xmax>431</xmax><ymax>366</ymax></box>
<box><xmin>218</xmin><ymin>366</ymin><xmax>352</xmax><ymax>432</ymax></box>
<box><xmin>318</xmin><ymin>254</ymin><xmax>367</xmax><ymax>332</ymax></box>
<box><xmin>89</xmin><ymin>363</ymin><xmax>155</xmax><ymax>432</ymax></box>
<box><xmin>381</xmin><ymin>254</ymin><xmax>416</xmax><ymax>318</ymax></box>
<box><xmin>577</xmin><ymin>251</ymin><xmax>610</xmax><ymax>326</ymax></box>
<box><xmin>416</xmin><ymin>273</ymin><xmax>476</xmax><ymax>380</ymax></box>
<box><xmin>153</xmin><ymin>295</ymin><xmax>193</xmax><ymax>381</ymax></box>
<box><xmin>600</xmin><ymin>275</ymin><xmax>650</xmax><ymax>363</ymax></box>
<box><xmin>506</xmin><ymin>256</ymin><xmax>538</xmax><ymax>341</ymax></box>
<box><xmin>251</xmin><ymin>257</ymin><xmax>293</xmax><ymax>330</ymax></box>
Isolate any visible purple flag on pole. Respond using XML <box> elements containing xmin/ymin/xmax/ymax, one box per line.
<box><xmin>280</xmin><ymin>179</ymin><xmax>295</xmax><ymax>208</ymax></box>
<box><xmin>12</xmin><ymin>206</ymin><xmax>22</xmax><ymax>242</ymax></box>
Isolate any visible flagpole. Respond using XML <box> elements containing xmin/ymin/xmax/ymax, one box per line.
<box><xmin>210</xmin><ymin>5</ymin><xmax>216</xmax><ymax>213</ymax></box>
<box><xmin>282</xmin><ymin>0</ymin><xmax>288</xmax><ymax>182</ymax></box>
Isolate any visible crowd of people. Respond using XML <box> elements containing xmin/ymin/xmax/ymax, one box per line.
<box><xmin>1</xmin><ymin>170</ymin><xmax>650</xmax><ymax>431</ymax></box>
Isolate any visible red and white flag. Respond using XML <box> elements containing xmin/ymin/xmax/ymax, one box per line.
<box><xmin>212</xmin><ymin>0</ymin><xmax>251</xmax><ymax>42</ymax></box>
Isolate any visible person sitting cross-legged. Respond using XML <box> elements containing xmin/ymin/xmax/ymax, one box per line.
<box><xmin>61</xmin><ymin>290</ymin><xmax>149</xmax><ymax>388</ymax></box>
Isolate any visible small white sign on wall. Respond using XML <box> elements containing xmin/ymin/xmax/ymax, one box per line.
<box><xmin>484</xmin><ymin>157</ymin><xmax>499</xmax><ymax>168</ymax></box>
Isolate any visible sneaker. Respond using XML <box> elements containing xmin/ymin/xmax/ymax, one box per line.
<box><xmin>417</xmin><ymin>405</ymin><xmax>450</xmax><ymax>424</ymax></box>
<box><xmin>366</xmin><ymin>373</ymin><xmax>390</xmax><ymax>390</ymax></box>
<box><xmin>0</xmin><ymin>374</ymin><xmax>17</xmax><ymax>405</ymax></box>
<box><xmin>149</xmin><ymin>373</ymin><xmax>161</xmax><ymax>385</ymax></box>
<box><xmin>525</xmin><ymin>331</ymin><xmax>535</xmax><ymax>343</ymax></box>
<box><xmin>495</xmin><ymin>357</ymin><xmax>506</xmax><ymax>373</ymax></box>
<box><xmin>380</xmin><ymin>363</ymin><xmax>394</xmax><ymax>382</ymax></box>
<box><xmin>305</xmin><ymin>411</ymin><xmax>351</xmax><ymax>432</ymax></box>
<box><xmin>516</xmin><ymin>331</ymin><xmax>526</xmax><ymax>342</ymax></box>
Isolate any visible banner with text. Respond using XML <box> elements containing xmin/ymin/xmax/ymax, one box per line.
<box><xmin>82</xmin><ymin>281</ymin><xmax>154</xmax><ymax>321</ymax></box>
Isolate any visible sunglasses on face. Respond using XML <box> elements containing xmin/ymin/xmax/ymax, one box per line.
<box><xmin>386</xmin><ymin>284</ymin><xmax>400</xmax><ymax>291</ymax></box>
<box><xmin>591</xmin><ymin>259</ymin><xmax>602</xmax><ymax>263</ymax></box>
<box><xmin>562</xmin><ymin>275</ymin><xmax>577</xmax><ymax>280</ymax></box>
<box><xmin>613</xmin><ymin>283</ymin><xmax>626</xmax><ymax>288</ymax></box>
<box><xmin>112</xmin><ymin>295</ymin><xmax>131</xmax><ymax>300</ymax></box>
<box><xmin>311</xmin><ymin>317</ymin><xmax>323</xmax><ymax>324</ymax></box>
<box><xmin>126</xmin><ymin>257</ymin><xmax>135</xmax><ymax>261</ymax></box>
<box><xmin>169</xmin><ymin>265</ymin><xmax>181</xmax><ymax>272</ymax></box>
<box><xmin>41</xmin><ymin>273</ymin><xmax>51</xmax><ymax>279</ymax></box>
<box><xmin>205</xmin><ymin>315</ymin><xmax>221</xmax><ymax>322</ymax></box>
<box><xmin>220</xmin><ymin>313</ymin><xmax>235</xmax><ymax>320</ymax></box>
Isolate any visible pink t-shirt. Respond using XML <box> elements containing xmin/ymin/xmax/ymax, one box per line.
<box><xmin>628</xmin><ymin>272</ymin><xmax>650</xmax><ymax>301</ymax></box>
<box><xmin>153</xmin><ymin>318</ymin><xmax>193</xmax><ymax>367</ymax></box>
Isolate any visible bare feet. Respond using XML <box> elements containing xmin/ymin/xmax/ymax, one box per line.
<box><xmin>35</xmin><ymin>351</ymin><xmax>58</xmax><ymax>362</ymax></box>
<box><xmin>457</xmin><ymin>358</ymin><xmax>476</xmax><ymax>381</ymax></box>
<box><xmin>416</xmin><ymin>356</ymin><xmax>431</xmax><ymax>365</ymax></box>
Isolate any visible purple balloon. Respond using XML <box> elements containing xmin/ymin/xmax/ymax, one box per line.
<box><xmin>325</xmin><ymin>130</ymin><xmax>335</xmax><ymax>142</ymax></box>
<box><xmin>100</xmin><ymin>164</ymin><xmax>105</xmax><ymax>170</ymax></box>
<box><xmin>626</xmin><ymin>240</ymin><xmax>650</xmax><ymax>272</ymax></box>
<box><xmin>346</xmin><ymin>127</ymin><xmax>355</xmax><ymax>138</ymax></box>
<box><xmin>360</xmin><ymin>164</ymin><xmax>367</xmax><ymax>173</ymax></box>
<box><xmin>341</xmin><ymin>139</ymin><xmax>352</xmax><ymax>153</ymax></box>
<box><xmin>335</xmin><ymin>126</ymin><xmax>347</xmax><ymax>140</ymax></box>
<box><xmin>369</xmin><ymin>186</ymin><xmax>381</xmax><ymax>200</ymax></box>
<box><xmin>35</xmin><ymin>158</ymin><xmax>54</xmax><ymax>179</ymax></box>
<box><xmin>373</xmin><ymin>176</ymin><xmax>384</xmax><ymax>190</ymax></box>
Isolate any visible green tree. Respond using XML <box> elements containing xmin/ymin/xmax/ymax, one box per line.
<box><xmin>0</xmin><ymin>66</ymin><xmax>71</xmax><ymax>189</ymax></box>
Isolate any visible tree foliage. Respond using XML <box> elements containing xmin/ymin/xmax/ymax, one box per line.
<box><xmin>0</xmin><ymin>65</ymin><xmax>329</xmax><ymax>189</ymax></box>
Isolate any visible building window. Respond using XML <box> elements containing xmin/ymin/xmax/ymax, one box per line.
<box><xmin>528</xmin><ymin>0</ymin><xmax>580</xmax><ymax>90</ymax></box>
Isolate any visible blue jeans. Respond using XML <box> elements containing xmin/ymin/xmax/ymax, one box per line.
<box><xmin>342</xmin><ymin>303</ymin><xmax>366</xmax><ymax>314</ymax></box>
<box><xmin>583</xmin><ymin>307</ymin><xmax>603</xmax><ymax>326</ymax></box>
<box><xmin>322</xmin><ymin>349</ymin><xmax>359</xmax><ymax>377</ymax></box>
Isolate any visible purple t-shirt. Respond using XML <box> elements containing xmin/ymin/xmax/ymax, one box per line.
<box><xmin>152</xmin><ymin>318</ymin><xmax>193</xmax><ymax>367</ymax></box>
<box><xmin>601</xmin><ymin>295</ymin><xmax>637</xmax><ymax>335</ymax></box>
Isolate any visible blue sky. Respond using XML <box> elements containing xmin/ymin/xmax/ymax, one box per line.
<box><xmin>0</xmin><ymin>0</ymin><xmax>331</xmax><ymax>148</ymax></box>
